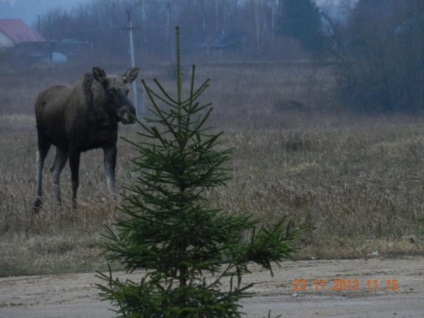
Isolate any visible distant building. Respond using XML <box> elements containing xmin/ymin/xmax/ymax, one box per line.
<box><xmin>200</xmin><ymin>29</ymin><xmax>246</xmax><ymax>57</ymax></box>
<box><xmin>0</xmin><ymin>19</ymin><xmax>44</xmax><ymax>49</ymax></box>
<box><xmin>0</xmin><ymin>19</ymin><xmax>52</xmax><ymax>69</ymax></box>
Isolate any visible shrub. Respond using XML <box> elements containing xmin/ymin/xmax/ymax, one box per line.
<box><xmin>335</xmin><ymin>0</ymin><xmax>424</xmax><ymax>113</ymax></box>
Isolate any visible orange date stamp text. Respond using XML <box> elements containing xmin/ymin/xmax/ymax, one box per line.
<box><xmin>293</xmin><ymin>278</ymin><xmax>399</xmax><ymax>292</ymax></box>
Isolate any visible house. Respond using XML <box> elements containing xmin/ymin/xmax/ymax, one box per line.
<box><xmin>0</xmin><ymin>19</ymin><xmax>89</xmax><ymax>65</ymax></box>
<box><xmin>0</xmin><ymin>19</ymin><xmax>52</xmax><ymax>67</ymax></box>
<box><xmin>0</xmin><ymin>19</ymin><xmax>44</xmax><ymax>49</ymax></box>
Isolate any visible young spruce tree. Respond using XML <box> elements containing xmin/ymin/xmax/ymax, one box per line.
<box><xmin>97</xmin><ymin>28</ymin><xmax>297</xmax><ymax>317</ymax></box>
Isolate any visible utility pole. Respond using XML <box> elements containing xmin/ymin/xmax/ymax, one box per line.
<box><xmin>166</xmin><ymin>0</ymin><xmax>173</xmax><ymax>62</ymax></box>
<box><xmin>272</xmin><ymin>0</ymin><xmax>279</xmax><ymax>41</ymax></box>
<box><xmin>125</xmin><ymin>10</ymin><xmax>143</xmax><ymax>120</ymax></box>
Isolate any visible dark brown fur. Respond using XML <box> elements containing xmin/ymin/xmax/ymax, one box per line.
<box><xmin>33</xmin><ymin>66</ymin><xmax>139</xmax><ymax>213</ymax></box>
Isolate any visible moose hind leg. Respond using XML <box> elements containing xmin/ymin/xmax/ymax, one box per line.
<box><xmin>50</xmin><ymin>148</ymin><xmax>68</xmax><ymax>205</ymax></box>
<box><xmin>33</xmin><ymin>139</ymin><xmax>51</xmax><ymax>213</ymax></box>
<box><xmin>69</xmin><ymin>150</ymin><xmax>81</xmax><ymax>209</ymax></box>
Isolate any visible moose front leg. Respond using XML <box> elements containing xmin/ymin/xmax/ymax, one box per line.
<box><xmin>103</xmin><ymin>146</ymin><xmax>117</xmax><ymax>196</ymax></box>
<box><xmin>69</xmin><ymin>150</ymin><xmax>81</xmax><ymax>209</ymax></box>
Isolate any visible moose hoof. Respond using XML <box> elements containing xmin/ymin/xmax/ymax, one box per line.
<box><xmin>32</xmin><ymin>198</ymin><xmax>43</xmax><ymax>214</ymax></box>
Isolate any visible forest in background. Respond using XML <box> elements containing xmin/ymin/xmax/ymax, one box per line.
<box><xmin>2</xmin><ymin>0</ymin><xmax>421</xmax><ymax>114</ymax></box>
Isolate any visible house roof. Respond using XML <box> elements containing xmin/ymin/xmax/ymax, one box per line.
<box><xmin>0</xmin><ymin>19</ymin><xmax>44</xmax><ymax>45</ymax></box>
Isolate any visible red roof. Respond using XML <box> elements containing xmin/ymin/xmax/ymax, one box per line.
<box><xmin>0</xmin><ymin>19</ymin><xmax>44</xmax><ymax>45</ymax></box>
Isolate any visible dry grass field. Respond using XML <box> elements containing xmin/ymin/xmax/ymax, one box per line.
<box><xmin>1</xmin><ymin>62</ymin><xmax>424</xmax><ymax>277</ymax></box>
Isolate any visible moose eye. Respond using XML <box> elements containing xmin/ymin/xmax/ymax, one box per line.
<box><xmin>108</xmin><ymin>88</ymin><xmax>116</xmax><ymax>95</ymax></box>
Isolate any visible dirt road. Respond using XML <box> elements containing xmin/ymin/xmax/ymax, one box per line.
<box><xmin>0</xmin><ymin>256</ymin><xmax>423</xmax><ymax>318</ymax></box>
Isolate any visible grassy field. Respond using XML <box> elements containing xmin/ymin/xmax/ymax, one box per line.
<box><xmin>0</xmin><ymin>62</ymin><xmax>423</xmax><ymax>277</ymax></box>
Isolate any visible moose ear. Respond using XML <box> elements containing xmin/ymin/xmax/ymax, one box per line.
<box><xmin>122</xmin><ymin>67</ymin><xmax>139</xmax><ymax>83</ymax></box>
<box><xmin>92</xmin><ymin>67</ymin><xmax>107</xmax><ymax>85</ymax></box>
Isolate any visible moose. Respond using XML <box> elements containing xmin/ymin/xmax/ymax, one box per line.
<box><xmin>33</xmin><ymin>66</ymin><xmax>139</xmax><ymax>213</ymax></box>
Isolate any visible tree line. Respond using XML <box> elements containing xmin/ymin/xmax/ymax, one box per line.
<box><xmin>38</xmin><ymin>0</ymin><xmax>329</xmax><ymax>61</ymax></box>
<box><xmin>38</xmin><ymin>0</ymin><xmax>424</xmax><ymax>114</ymax></box>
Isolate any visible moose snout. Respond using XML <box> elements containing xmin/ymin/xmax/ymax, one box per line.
<box><xmin>118</xmin><ymin>104</ymin><xmax>136</xmax><ymax>124</ymax></box>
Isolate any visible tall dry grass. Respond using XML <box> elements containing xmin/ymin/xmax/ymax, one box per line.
<box><xmin>0</xmin><ymin>62</ymin><xmax>423</xmax><ymax>276</ymax></box>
